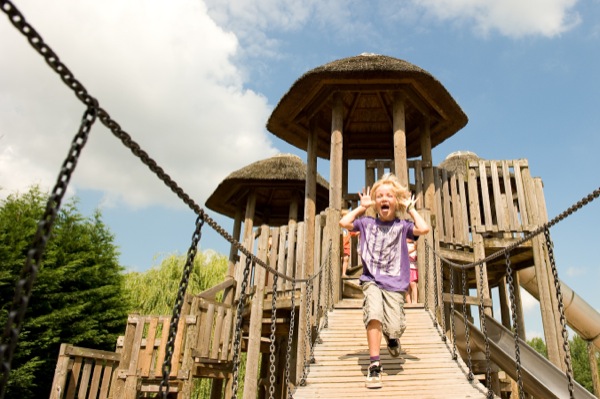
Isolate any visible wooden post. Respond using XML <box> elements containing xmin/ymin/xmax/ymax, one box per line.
<box><xmin>392</xmin><ymin>92</ymin><xmax>408</xmax><ymax>186</ymax></box>
<box><xmin>420</xmin><ymin>120</ymin><xmax>434</xmax><ymax>304</ymax></box>
<box><xmin>237</xmin><ymin>191</ymin><xmax>256</xmax><ymax>295</ymax></box>
<box><xmin>467</xmin><ymin>167</ymin><xmax>493</xmax><ymax>317</ymax></box>
<box><xmin>304</xmin><ymin>122</ymin><xmax>318</xmax><ymax>280</ymax></box>
<box><xmin>243</xmin><ymin>225</ymin><xmax>270</xmax><ymax>399</ymax></box>
<box><xmin>523</xmin><ymin>169</ymin><xmax>563</xmax><ymax>368</ymax></box>
<box><xmin>587</xmin><ymin>342</ymin><xmax>600</xmax><ymax>397</ymax></box>
<box><xmin>330</xmin><ymin>92</ymin><xmax>343</xmax><ymax>211</ymax></box>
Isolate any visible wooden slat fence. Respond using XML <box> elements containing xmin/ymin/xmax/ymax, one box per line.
<box><xmin>49</xmin><ymin>344</ymin><xmax>120</xmax><ymax>399</ymax></box>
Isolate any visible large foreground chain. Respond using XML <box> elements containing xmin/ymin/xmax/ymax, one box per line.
<box><xmin>0</xmin><ymin>104</ymin><xmax>97</xmax><ymax>399</ymax></box>
<box><xmin>159</xmin><ymin>214</ymin><xmax>204</xmax><ymax>397</ymax></box>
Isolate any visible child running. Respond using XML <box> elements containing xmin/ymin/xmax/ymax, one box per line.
<box><xmin>339</xmin><ymin>173</ymin><xmax>430</xmax><ymax>389</ymax></box>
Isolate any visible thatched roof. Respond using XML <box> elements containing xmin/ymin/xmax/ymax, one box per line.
<box><xmin>205</xmin><ymin>153</ymin><xmax>330</xmax><ymax>225</ymax></box>
<box><xmin>267</xmin><ymin>53</ymin><xmax>468</xmax><ymax>160</ymax></box>
<box><xmin>438</xmin><ymin>150</ymin><xmax>481</xmax><ymax>176</ymax></box>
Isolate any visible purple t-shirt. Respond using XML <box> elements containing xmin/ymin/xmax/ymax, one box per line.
<box><xmin>352</xmin><ymin>216</ymin><xmax>415</xmax><ymax>292</ymax></box>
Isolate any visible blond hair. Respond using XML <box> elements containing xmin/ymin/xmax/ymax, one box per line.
<box><xmin>370</xmin><ymin>173</ymin><xmax>410</xmax><ymax>217</ymax></box>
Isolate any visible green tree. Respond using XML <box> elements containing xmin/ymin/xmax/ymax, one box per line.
<box><xmin>123</xmin><ymin>250</ymin><xmax>228</xmax><ymax>315</ymax></box>
<box><xmin>528</xmin><ymin>334</ymin><xmax>600</xmax><ymax>394</ymax></box>
<box><xmin>0</xmin><ymin>187</ymin><xmax>128</xmax><ymax>399</ymax></box>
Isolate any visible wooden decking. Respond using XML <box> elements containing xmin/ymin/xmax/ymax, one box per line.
<box><xmin>293</xmin><ymin>299</ymin><xmax>492</xmax><ymax>398</ymax></box>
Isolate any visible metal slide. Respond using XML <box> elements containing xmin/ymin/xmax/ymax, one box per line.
<box><xmin>452</xmin><ymin>311</ymin><xmax>596</xmax><ymax>399</ymax></box>
<box><xmin>519</xmin><ymin>266</ymin><xmax>600</xmax><ymax>350</ymax></box>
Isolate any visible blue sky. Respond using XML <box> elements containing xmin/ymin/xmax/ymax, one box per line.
<box><xmin>1</xmin><ymin>0</ymin><xmax>599</xmax><ymax>339</ymax></box>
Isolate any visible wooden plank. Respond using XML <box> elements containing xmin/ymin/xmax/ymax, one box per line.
<box><xmin>210</xmin><ymin>306</ymin><xmax>226</xmax><ymax>360</ymax></box>
<box><xmin>77</xmin><ymin>359</ymin><xmax>92</xmax><ymax>399</ymax></box>
<box><xmin>501</xmin><ymin>161</ymin><xmax>520</xmax><ymax>230</ymax></box>
<box><xmin>276</xmin><ymin>225</ymin><xmax>288</xmax><ymax>292</ymax></box>
<box><xmin>513</xmin><ymin>160</ymin><xmax>530</xmax><ymax>228</ymax></box>
<box><xmin>433</xmin><ymin>168</ymin><xmax>445</xmax><ymax>241</ymax></box>
<box><xmin>441</xmin><ymin>169</ymin><xmax>453</xmax><ymax>242</ymax></box>
<box><xmin>458</xmin><ymin>173</ymin><xmax>470</xmax><ymax>245</ymax></box>
<box><xmin>478</xmin><ymin>160</ymin><xmax>493</xmax><ymax>231</ymax></box>
<box><xmin>153</xmin><ymin>318</ymin><xmax>170</xmax><ymax>378</ymax></box>
<box><xmin>98</xmin><ymin>360</ymin><xmax>116</xmax><ymax>399</ymax></box>
<box><xmin>88</xmin><ymin>360</ymin><xmax>103</xmax><ymax>399</ymax></box>
<box><xmin>65</xmin><ymin>357</ymin><xmax>82</xmax><ymax>399</ymax></box>
<box><xmin>490</xmin><ymin>160</ymin><xmax>506</xmax><ymax>231</ymax></box>
<box><xmin>450</xmin><ymin>174</ymin><xmax>461</xmax><ymax>243</ymax></box>
<box><xmin>140</xmin><ymin>316</ymin><xmax>158</xmax><ymax>377</ymax></box>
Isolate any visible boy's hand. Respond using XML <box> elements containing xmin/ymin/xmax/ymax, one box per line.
<box><xmin>401</xmin><ymin>194</ymin><xmax>417</xmax><ymax>212</ymax></box>
<box><xmin>358</xmin><ymin>187</ymin><xmax>374</xmax><ymax>209</ymax></box>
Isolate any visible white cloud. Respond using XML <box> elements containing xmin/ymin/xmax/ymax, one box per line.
<box><xmin>413</xmin><ymin>0</ymin><xmax>581</xmax><ymax>38</ymax></box>
<box><xmin>0</xmin><ymin>0</ymin><xmax>278</xmax><ymax>209</ymax></box>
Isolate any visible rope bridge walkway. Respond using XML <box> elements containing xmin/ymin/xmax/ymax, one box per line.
<box><xmin>1</xmin><ymin>1</ymin><xmax>600</xmax><ymax>398</ymax></box>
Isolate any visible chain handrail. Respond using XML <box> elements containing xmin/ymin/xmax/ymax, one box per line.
<box><xmin>0</xmin><ymin>104</ymin><xmax>98</xmax><ymax>399</ymax></box>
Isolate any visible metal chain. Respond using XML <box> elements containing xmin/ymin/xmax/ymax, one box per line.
<box><xmin>299</xmin><ymin>281</ymin><xmax>309</xmax><ymax>386</ymax></box>
<box><xmin>544</xmin><ymin>229</ymin><xmax>575</xmax><ymax>398</ymax></box>
<box><xmin>231</xmin><ymin>257</ymin><xmax>252</xmax><ymax>398</ymax></box>
<box><xmin>506</xmin><ymin>251</ymin><xmax>524</xmax><ymax>399</ymax></box>
<box><xmin>438</xmin><ymin>260</ymin><xmax>446</xmax><ymax>342</ymax></box>
<box><xmin>0</xmin><ymin>104</ymin><xmax>97</xmax><ymax>398</ymax></box>
<box><xmin>432</xmin><ymin>254</ymin><xmax>440</xmax><ymax>330</ymax></box>
<box><xmin>477</xmin><ymin>264</ymin><xmax>493</xmax><ymax>398</ymax></box>
<box><xmin>449</xmin><ymin>266</ymin><xmax>458</xmax><ymax>360</ymax></box>
<box><xmin>307</xmin><ymin>281</ymin><xmax>316</xmax><ymax>364</ymax></box>
<box><xmin>284</xmin><ymin>279</ymin><xmax>296</xmax><ymax>399</ymax></box>
<box><xmin>462</xmin><ymin>267</ymin><xmax>474</xmax><ymax>380</ymax></box>
<box><xmin>268</xmin><ymin>274</ymin><xmax>279</xmax><ymax>399</ymax></box>
<box><xmin>159</xmin><ymin>215</ymin><xmax>205</xmax><ymax>397</ymax></box>
<box><xmin>424</xmin><ymin>239</ymin><xmax>430</xmax><ymax>310</ymax></box>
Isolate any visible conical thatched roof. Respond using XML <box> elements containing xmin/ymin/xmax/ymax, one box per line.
<box><xmin>205</xmin><ymin>153</ymin><xmax>330</xmax><ymax>225</ymax></box>
<box><xmin>438</xmin><ymin>150</ymin><xmax>481</xmax><ymax>176</ymax></box>
<box><xmin>267</xmin><ymin>53</ymin><xmax>468</xmax><ymax>160</ymax></box>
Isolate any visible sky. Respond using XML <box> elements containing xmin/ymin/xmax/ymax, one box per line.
<box><xmin>1</xmin><ymin>0</ymin><xmax>599</xmax><ymax>340</ymax></box>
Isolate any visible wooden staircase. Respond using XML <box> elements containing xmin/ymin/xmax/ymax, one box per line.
<box><xmin>293</xmin><ymin>299</ymin><xmax>493</xmax><ymax>398</ymax></box>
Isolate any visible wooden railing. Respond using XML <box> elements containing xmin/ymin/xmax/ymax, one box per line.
<box><xmin>49</xmin><ymin>344</ymin><xmax>120</xmax><ymax>399</ymax></box>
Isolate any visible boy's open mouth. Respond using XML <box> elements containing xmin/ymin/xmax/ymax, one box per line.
<box><xmin>381</xmin><ymin>204</ymin><xmax>390</xmax><ymax>211</ymax></box>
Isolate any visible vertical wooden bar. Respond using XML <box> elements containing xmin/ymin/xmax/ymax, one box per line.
<box><xmin>501</xmin><ymin>161</ymin><xmax>520</xmax><ymax>230</ymax></box>
<box><xmin>77</xmin><ymin>360</ymin><xmax>93</xmax><ymax>399</ymax></box>
<box><xmin>49</xmin><ymin>344</ymin><xmax>71</xmax><ymax>399</ymax></box>
<box><xmin>392</xmin><ymin>92</ymin><xmax>408</xmax><ymax>186</ymax></box>
<box><xmin>243</xmin><ymin>225</ymin><xmax>270</xmax><ymax>399</ymax></box>
<box><xmin>478</xmin><ymin>160</ymin><xmax>493</xmax><ymax>231</ymax></box>
<box><xmin>490</xmin><ymin>160</ymin><xmax>506</xmax><ymax>231</ymax></box>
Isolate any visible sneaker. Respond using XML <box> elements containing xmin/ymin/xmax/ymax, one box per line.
<box><xmin>387</xmin><ymin>338</ymin><xmax>401</xmax><ymax>357</ymax></box>
<box><xmin>384</xmin><ymin>335</ymin><xmax>401</xmax><ymax>357</ymax></box>
<box><xmin>365</xmin><ymin>363</ymin><xmax>382</xmax><ymax>388</ymax></box>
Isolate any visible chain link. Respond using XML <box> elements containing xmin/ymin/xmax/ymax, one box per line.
<box><xmin>506</xmin><ymin>251</ymin><xmax>524</xmax><ymax>399</ymax></box>
<box><xmin>449</xmin><ymin>267</ymin><xmax>458</xmax><ymax>360</ymax></box>
<box><xmin>284</xmin><ymin>279</ymin><xmax>296</xmax><ymax>399</ymax></box>
<box><xmin>545</xmin><ymin>229</ymin><xmax>575</xmax><ymax>398</ymax></box>
<box><xmin>159</xmin><ymin>215</ymin><xmax>204</xmax><ymax>397</ymax></box>
<box><xmin>231</xmin><ymin>257</ymin><xmax>252</xmax><ymax>398</ymax></box>
<box><xmin>268</xmin><ymin>274</ymin><xmax>279</xmax><ymax>399</ymax></box>
<box><xmin>462</xmin><ymin>267</ymin><xmax>474</xmax><ymax>381</ymax></box>
<box><xmin>477</xmin><ymin>264</ymin><xmax>493</xmax><ymax>398</ymax></box>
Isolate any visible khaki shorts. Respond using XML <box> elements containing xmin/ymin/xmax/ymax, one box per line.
<box><xmin>362</xmin><ymin>281</ymin><xmax>406</xmax><ymax>339</ymax></box>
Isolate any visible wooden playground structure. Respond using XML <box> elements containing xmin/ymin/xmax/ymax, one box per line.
<box><xmin>18</xmin><ymin>51</ymin><xmax>597</xmax><ymax>398</ymax></box>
